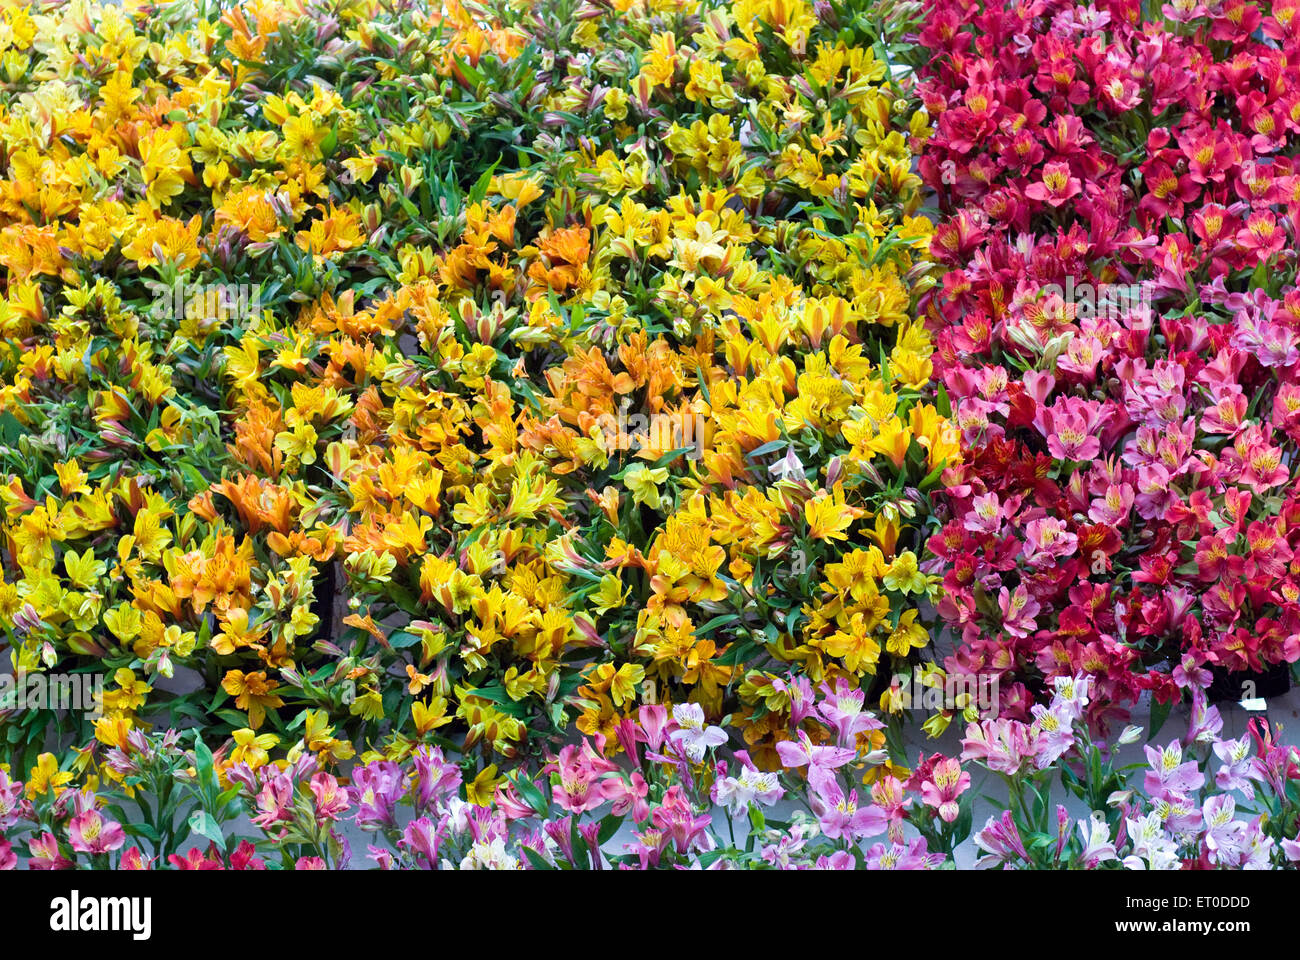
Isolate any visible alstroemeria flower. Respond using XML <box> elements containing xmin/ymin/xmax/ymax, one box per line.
<box><xmin>68</xmin><ymin>809</ymin><xmax>126</xmax><ymax>855</ymax></box>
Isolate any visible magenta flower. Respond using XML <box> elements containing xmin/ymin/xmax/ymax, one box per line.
<box><xmin>350</xmin><ymin>760</ymin><xmax>405</xmax><ymax>829</ymax></box>
<box><xmin>810</xmin><ymin>777</ymin><xmax>888</xmax><ymax>841</ymax></box>
<box><xmin>816</xmin><ymin>677</ymin><xmax>884</xmax><ymax>747</ymax></box>
<box><xmin>919</xmin><ymin>757</ymin><xmax>970</xmax><ymax>822</ymax></box>
<box><xmin>229</xmin><ymin>840</ymin><xmax>266</xmax><ymax>870</ymax></box>
<box><xmin>547</xmin><ymin>743</ymin><xmax>611</xmax><ymax>814</ymax></box>
<box><xmin>1038</xmin><ymin>396</ymin><xmax>1107</xmax><ymax>461</ymax></box>
<box><xmin>120</xmin><ymin>846</ymin><xmax>152</xmax><ymax>870</ymax></box>
<box><xmin>28</xmin><ymin>832</ymin><xmax>73</xmax><ymax>870</ymax></box>
<box><xmin>398</xmin><ymin>816</ymin><xmax>443</xmax><ymax>869</ymax></box>
<box><xmin>1024</xmin><ymin>160</ymin><xmax>1082</xmax><ymax>207</ymax></box>
<box><xmin>814</xmin><ymin>850</ymin><xmax>856</xmax><ymax>870</ymax></box>
<box><xmin>601</xmin><ymin>771</ymin><xmax>650</xmax><ymax>823</ymax></box>
<box><xmin>651</xmin><ymin>786</ymin><xmax>712</xmax><ymax>854</ymax></box>
<box><xmin>864</xmin><ymin>838</ymin><xmax>938</xmax><ymax>870</ymax></box>
<box><xmin>411</xmin><ymin>745</ymin><xmax>462</xmax><ymax>815</ymax></box>
<box><xmin>68</xmin><ymin>808</ymin><xmax>126</xmax><ymax>854</ymax></box>
<box><xmin>0</xmin><ymin>836</ymin><xmax>14</xmax><ymax>871</ymax></box>
<box><xmin>309</xmin><ymin>772</ymin><xmax>351</xmax><ymax>822</ymax></box>
<box><xmin>974</xmin><ymin>811</ymin><xmax>1029</xmax><ymax>868</ymax></box>
<box><xmin>775</xmin><ymin>729</ymin><xmax>856</xmax><ymax>791</ymax></box>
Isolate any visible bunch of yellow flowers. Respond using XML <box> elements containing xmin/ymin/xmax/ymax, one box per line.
<box><xmin>0</xmin><ymin>0</ymin><xmax>950</xmax><ymax>782</ymax></box>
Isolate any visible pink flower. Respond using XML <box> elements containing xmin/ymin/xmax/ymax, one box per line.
<box><xmin>815</xmin><ymin>850</ymin><xmax>856</xmax><ymax>870</ymax></box>
<box><xmin>651</xmin><ymin>785</ymin><xmax>712</xmax><ymax>854</ymax></box>
<box><xmin>1029</xmin><ymin>701</ymin><xmax>1076</xmax><ymax>767</ymax></box>
<box><xmin>398</xmin><ymin>816</ymin><xmax>442</xmax><ymax>868</ymax></box>
<box><xmin>228</xmin><ymin>840</ymin><xmax>265</xmax><ymax>870</ymax></box>
<box><xmin>964</xmin><ymin>492</ymin><xmax>1006</xmax><ymax>534</ymax></box>
<box><xmin>1023</xmin><ymin>516</ymin><xmax>1078</xmax><ymax>565</ymax></box>
<box><xmin>997</xmin><ymin>584</ymin><xmax>1040</xmax><ymax>638</ymax></box>
<box><xmin>547</xmin><ymin>743</ymin><xmax>611</xmax><ymax>814</ymax></box>
<box><xmin>810</xmin><ymin>777</ymin><xmax>888</xmax><ymax>841</ymax></box>
<box><xmin>1037</xmin><ymin>396</ymin><xmax>1108</xmax><ymax>461</ymax></box>
<box><xmin>1024</xmin><ymin>160</ymin><xmax>1082</xmax><ymax>207</ymax></box>
<box><xmin>668</xmin><ymin>702</ymin><xmax>728</xmax><ymax>762</ymax></box>
<box><xmin>637</xmin><ymin>704</ymin><xmax>670</xmax><ymax>752</ymax></box>
<box><xmin>816</xmin><ymin>677</ymin><xmax>884</xmax><ymax>747</ymax></box>
<box><xmin>309</xmin><ymin>772</ymin><xmax>351</xmax><ymax>821</ymax></box>
<box><xmin>28</xmin><ymin>832</ymin><xmax>73</xmax><ymax>870</ymax></box>
<box><xmin>870</xmin><ymin>775</ymin><xmax>913</xmax><ymax>843</ymax></box>
<box><xmin>919</xmin><ymin>758</ymin><xmax>970</xmax><ymax>822</ymax></box>
<box><xmin>864</xmin><ymin>838</ymin><xmax>938</xmax><ymax>869</ymax></box>
<box><xmin>1143</xmin><ymin>741</ymin><xmax>1206</xmax><ymax>796</ymax></box>
<box><xmin>1087</xmin><ymin>483</ymin><xmax>1134</xmax><ymax>524</ymax></box>
<box><xmin>961</xmin><ymin>717</ymin><xmax>1040</xmax><ymax>776</ymax></box>
<box><xmin>601</xmin><ymin>772</ymin><xmax>650</xmax><ymax>823</ymax></box>
<box><xmin>251</xmin><ymin>775</ymin><xmax>295</xmax><ymax>833</ymax></box>
<box><xmin>68</xmin><ymin>809</ymin><xmax>126</xmax><ymax>855</ymax></box>
<box><xmin>974</xmin><ymin>811</ymin><xmax>1029</xmax><ymax>867</ymax></box>
<box><xmin>0</xmin><ymin>769</ymin><xmax>24</xmax><ymax>830</ymax></box>
<box><xmin>120</xmin><ymin>846</ymin><xmax>153</xmax><ymax>870</ymax></box>
<box><xmin>1213</xmin><ymin>735</ymin><xmax>1262</xmax><ymax>799</ymax></box>
<box><xmin>775</xmin><ymin>729</ymin><xmax>856</xmax><ymax>791</ymax></box>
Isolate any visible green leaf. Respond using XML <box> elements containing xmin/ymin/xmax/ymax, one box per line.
<box><xmin>694</xmin><ymin>613</ymin><xmax>740</xmax><ymax>637</ymax></box>
<box><xmin>1148</xmin><ymin>697</ymin><xmax>1174</xmax><ymax>741</ymax></box>
<box><xmin>509</xmin><ymin>770</ymin><xmax>549</xmax><ymax>817</ymax></box>
<box><xmin>188</xmin><ymin>809</ymin><xmax>225</xmax><ymax>848</ymax></box>
<box><xmin>745</xmin><ymin>439</ymin><xmax>787</xmax><ymax>460</ymax></box>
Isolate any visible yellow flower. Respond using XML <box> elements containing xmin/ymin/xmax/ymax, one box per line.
<box><xmin>27</xmin><ymin>752</ymin><xmax>73</xmax><ymax>798</ymax></box>
<box><xmin>465</xmin><ymin>764</ymin><xmax>504</xmax><ymax>806</ymax></box>
<box><xmin>138</xmin><ymin>127</ymin><xmax>193</xmax><ymax>209</ymax></box>
<box><xmin>230</xmin><ymin>728</ymin><xmax>279</xmax><ymax>769</ymax></box>
<box><xmin>885</xmin><ymin>609</ymin><xmax>929</xmax><ymax>657</ymax></box>
<box><xmin>52</xmin><ymin>460</ymin><xmax>90</xmax><ymax>497</ymax></box>
<box><xmin>623</xmin><ymin>463</ymin><xmax>669</xmax><ymax>511</ymax></box>
<box><xmin>221</xmin><ymin>670</ymin><xmax>284</xmax><ymax>730</ymax></box>
<box><xmin>412</xmin><ymin>697</ymin><xmax>453</xmax><ymax>735</ymax></box>
<box><xmin>804</xmin><ymin>484</ymin><xmax>860</xmax><ymax>541</ymax></box>
<box><xmin>866</xmin><ymin>417</ymin><xmax>912</xmax><ymax>469</ymax></box>
<box><xmin>882</xmin><ymin>551</ymin><xmax>926</xmax><ymax>595</ymax></box>
<box><xmin>274</xmin><ymin>420</ymin><xmax>319</xmax><ymax>465</ymax></box>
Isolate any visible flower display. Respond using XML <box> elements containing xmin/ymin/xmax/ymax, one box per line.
<box><xmin>1</xmin><ymin>0</ymin><xmax>1299</xmax><ymax>872</ymax></box>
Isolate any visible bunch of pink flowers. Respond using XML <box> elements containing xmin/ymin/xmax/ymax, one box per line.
<box><xmin>911</xmin><ymin>0</ymin><xmax>1300</xmax><ymax>723</ymax></box>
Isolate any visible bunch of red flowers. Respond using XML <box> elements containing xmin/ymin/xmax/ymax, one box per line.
<box><xmin>912</xmin><ymin>0</ymin><xmax>1300</xmax><ymax>724</ymax></box>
